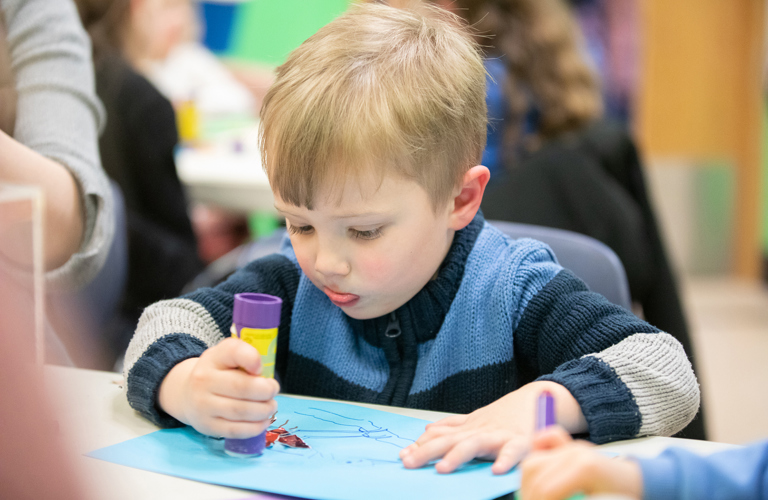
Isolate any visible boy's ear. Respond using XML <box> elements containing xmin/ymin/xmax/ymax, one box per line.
<box><xmin>448</xmin><ymin>165</ymin><xmax>490</xmax><ymax>230</ymax></box>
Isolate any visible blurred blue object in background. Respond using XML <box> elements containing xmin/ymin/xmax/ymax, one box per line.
<box><xmin>199</xmin><ymin>1</ymin><xmax>239</xmax><ymax>53</ymax></box>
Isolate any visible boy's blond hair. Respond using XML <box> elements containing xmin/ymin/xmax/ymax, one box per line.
<box><xmin>260</xmin><ymin>2</ymin><xmax>487</xmax><ymax>211</ymax></box>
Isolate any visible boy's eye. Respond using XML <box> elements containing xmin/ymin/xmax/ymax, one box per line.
<box><xmin>350</xmin><ymin>227</ymin><xmax>382</xmax><ymax>240</ymax></box>
<box><xmin>288</xmin><ymin>224</ymin><xmax>314</xmax><ymax>235</ymax></box>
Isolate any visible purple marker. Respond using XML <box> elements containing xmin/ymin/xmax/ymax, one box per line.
<box><xmin>534</xmin><ymin>391</ymin><xmax>588</xmax><ymax>500</ymax></box>
<box><xmin>224</xmin><ymin>293</ymin><xmax>282</xmax><ymax>458</ymax></box>
<box><xmin>535</xmin><ymin>390</ymin><xmax>556</xmax><ymax>432</ymax></box>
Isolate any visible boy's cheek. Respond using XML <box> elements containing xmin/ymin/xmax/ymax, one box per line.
<box><xmin>292</xmin><ymin>244</ymin><xmax>395</xmax><ymax>283</ymax></box>
<box><xmin>355</xmin><ymin>254</ymin><xmax>394</xmax><ymax>282</ymax></box>
<box><xmin>292</xmin><ymin>251</ymin><xmax>315</xmax><ymax>278</ymax></box>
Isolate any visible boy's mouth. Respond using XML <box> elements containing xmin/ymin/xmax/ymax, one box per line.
<box><xmin>324</xmin><ymin>287</ymin><xmax>360</xmax><ymax>307</ymax></box>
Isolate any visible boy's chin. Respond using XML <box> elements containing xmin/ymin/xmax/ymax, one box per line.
<box><xmin>339</xmin><ymin>303</ymin><xmax>395</xmax><ymax>321</ymax></box>
<box><xmin>340</xmin><ymin>307</ymin><xmax>380</xmax><ymax>321</ymax></box>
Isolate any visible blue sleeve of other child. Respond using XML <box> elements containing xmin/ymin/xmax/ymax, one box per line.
<box><xmin>638</xmin><ymin>440</ymin><xmax>768</xmax><ymax>500</ymax></box>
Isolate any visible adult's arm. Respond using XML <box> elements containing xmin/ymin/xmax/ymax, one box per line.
<box><xmin>0</xmin><ymin>0</ymin><xmax>111</xmax><ymax>290</ymax></box>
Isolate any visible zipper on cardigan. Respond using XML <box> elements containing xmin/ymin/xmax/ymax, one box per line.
<box><xmin>384</xmin><ymin>311</ymin><xmax>401</xmax><ymax>338</ymax></box>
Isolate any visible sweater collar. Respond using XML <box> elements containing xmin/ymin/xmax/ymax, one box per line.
<box><xmin>349</xmin><ymin>211</ymin><xmax>485</xmax><ymax>346</ymax></box>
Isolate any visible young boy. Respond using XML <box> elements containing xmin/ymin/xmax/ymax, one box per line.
<box><xmin>124</xmin><ymin>3</ymin><xmax>699</xmax><ymax>475</ymax></box>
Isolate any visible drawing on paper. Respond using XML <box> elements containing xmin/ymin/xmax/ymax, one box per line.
<box><xmin>293</xmin><ymin>407</ymin><xmax>416</xmax><ymax>448</ymax></box>
<box><xmin>259</xmin><ymin>406</ymin><xmax>418</xmax><ymax>467</ymax></box>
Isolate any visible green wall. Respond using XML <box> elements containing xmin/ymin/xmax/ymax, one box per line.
<box><xmin>693</xmin><ymin>162</ymin><xmax>735</xmax><ymax>273</ymax></box>
<box><xmin>763</xmin><ymin>109</ymin><xmax>768</xmax><ymax>255</ymax></box>
<box><xmin>228</xmin><ymin>0</ymin><xmax>351</xmax><ymax>66</ymax></box>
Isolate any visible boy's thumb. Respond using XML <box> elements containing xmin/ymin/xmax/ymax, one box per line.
<box><xmin>219</xmin><ymin>337</ymin><xmax>263</xmax><ymax>375</ymax></box>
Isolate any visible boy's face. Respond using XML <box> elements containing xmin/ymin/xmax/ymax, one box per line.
<box><xmin>274</xmin><ymin>173</ymin><xmax>456</xmax><ymax>320</ymax></box>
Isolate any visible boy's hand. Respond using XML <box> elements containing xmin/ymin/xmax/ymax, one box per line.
<box><xmin>399</xmin><ymin>381</ymin><xmax>586</xmax><ymax>474</ymax></box>
<box><xmin>158</xmin><ymin>337</ymin><xmax>280</xmax><ymax>438</ymax></box>
<box><xmin>518</xmin><ymin>426</ymin><xmax>643</xmax><ymax>500</ymax></box>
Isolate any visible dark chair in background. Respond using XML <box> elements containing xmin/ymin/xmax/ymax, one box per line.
<box><xmin>488</xmin><ymin>220</ymin><xmax>632</xmax><ymax>309</ymax></box>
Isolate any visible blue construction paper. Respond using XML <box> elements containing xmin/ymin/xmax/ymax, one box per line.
<box><xmin>88</xmin><ymin>396</ymin><xmax>520</xmax><ymax>500</ymax></box>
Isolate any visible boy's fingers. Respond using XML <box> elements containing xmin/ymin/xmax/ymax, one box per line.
<box><xmin>531</xmin><ymin>425</ymin><xmax>572</xmax><ymax>451</ymax></box>
<box><xmin>520</xmin><ymin>456</ymin><xmax>568</xmax><ymax>500</ymax></box>
<box><xmin>522</xmin><ymin>446</ymin><xmax>612</xmax><ymax>500</ymax></box>
<box><xmin>528</xmin><ymin>462</ymin><xmax>586</xmax><ymax>500</ymax></box>
<box><xmin>214</xmin><ymin>396</ymin><xmax>278</xmax><ymax>423</ymax></box>
<box><xmin>426</xmin><ymin>414</ymin><xmax>467</xmax><ymax>429</ymax></box>
<box><xmin>435</xmin><ymin>433</ymin><xmax>502</xmax><ymax>474</ymax></box>
<box><xmin>491</xmin><ymin>439</ymin><xmax>529</xmax><ymax>475</ymax></box>
<box><xmin>214</xmin><ymin>337</ymin><xmax>263</xmax><ymax>374</ymax></box>
<box><xmin>401</xmin><ymin>431</ymin><xmax>471</xmax><ymax>469</ymax></box>
<box><xmin>400</xmin><ymin>422</ymin><xmax>467</xmax><ymax>458</ymax></box>
<box><xmin>211</xmin><ymin>371</ymin><xmax>280</xmax><ymax>401</ymax></box>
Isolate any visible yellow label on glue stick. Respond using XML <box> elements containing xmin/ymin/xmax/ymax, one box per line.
<box><xmin>231</xmin><ymin>325</ymin><xmax>278</xmax><ymax>379</ymax></box>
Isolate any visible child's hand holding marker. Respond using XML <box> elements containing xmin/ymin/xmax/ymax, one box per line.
<box><xmin>517</xmin><ymin>401</ymin><xmax>642</xmax><ymax>500</ymax></box>
<box><xmin>399</xmin><ymin>381</ymin><xmax>587</xmax><ymax>475</ymax></box>
<box><xmin>157</xmin><ymin>337</ymin><xmax>280</xmax><ymax>439</ymax></box>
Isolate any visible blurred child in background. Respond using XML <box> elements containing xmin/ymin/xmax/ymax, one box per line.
<box><xmin>75</xmin><ymin>0</ymin><xmax>203</xmax><ymax>368</ymax></box>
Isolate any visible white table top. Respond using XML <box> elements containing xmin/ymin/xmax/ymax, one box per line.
<box><xmin>176</xmin><ymin>147</ymin><xmax>275</xmax><ymax>214</ymax></box>
<box><xmin>44</xmin><ymin>365</ymin><xmax>737</xmax><ymax>500</ymax></box>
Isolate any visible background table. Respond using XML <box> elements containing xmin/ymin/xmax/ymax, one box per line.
<box><xmin>176</xmin><ymin>147</ymin><xmax>274</xmax><ymax>214</ymax></box>
<box><xmin>175</xmin><ymin>118</ymin><xmax>276</xmax><ymax>215</ymax></box>
<box><xmin>44</xmin><ymin>366</ymin><xmax>737</xmax><ymax>500</ymax></box>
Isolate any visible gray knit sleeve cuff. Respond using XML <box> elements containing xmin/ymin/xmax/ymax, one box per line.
<box><xmin>590</xmin><ymin>332</ymin><xmax>700</xmax><ymax>437</ymax></box>
<box><xmin>123</xmin><ymin>298</ymin><xmax>227</xmax><ymax>427</ymax></box>
<box><xmin>540</xmin><ymin>332</ymin><xmax>700</xmax><ymax>443</ymax></box>
<box><xmin>126</xmin><ymin>333</ymin><xmax>206</xmax><ymax>428</ymax></box>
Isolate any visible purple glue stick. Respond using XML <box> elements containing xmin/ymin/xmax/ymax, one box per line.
<box><xmin>224</xmin><ymin>293</ymin><xmax>282</xmax><ymax>458</ymax></box>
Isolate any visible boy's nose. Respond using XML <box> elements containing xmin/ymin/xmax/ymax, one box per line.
<box><xmin>314</xmin><ymin>246</ymin><xmax>350</xmax><ymax>277</ymax></box>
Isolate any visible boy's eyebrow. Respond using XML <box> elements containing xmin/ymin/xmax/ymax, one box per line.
<box><xmin>274</xmin><ymin>206</ymin><xmax>390</xmax><ymax>220</ymax></box>
<box><xmin>331</xmin><ymin>212</ymin><xmax>390</xmax><ymax>220</ymax></box>
<box><xmin>273</xmin><ymin>206</ymin><xmax>292</xmax><ymax>215</ymax></box>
